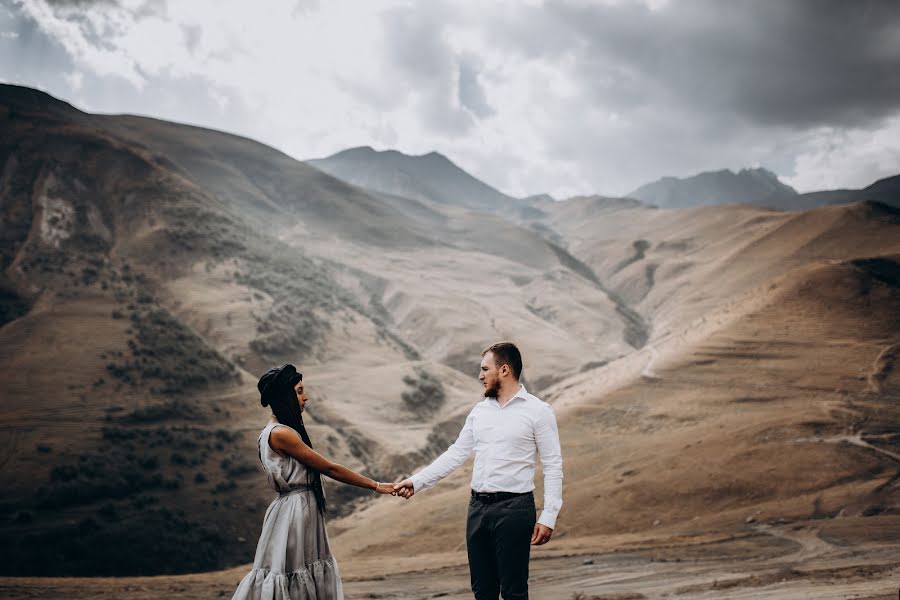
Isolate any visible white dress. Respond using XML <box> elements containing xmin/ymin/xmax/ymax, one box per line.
<box><xmin>231</xmin><ymin>421</ymin><xmax>344</xmax><ymax>599</ymax></box>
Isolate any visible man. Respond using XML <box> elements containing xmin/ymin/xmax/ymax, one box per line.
<box><xmin>394</xmin><ymin>342</ymin><xmax>563</xmax><ymax>600</ymax></box>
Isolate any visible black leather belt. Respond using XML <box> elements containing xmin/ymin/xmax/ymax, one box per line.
<box><xmin>471</xmin><ymin>490</ymin><xmax>532</xmax><ymax>504</ymax></box>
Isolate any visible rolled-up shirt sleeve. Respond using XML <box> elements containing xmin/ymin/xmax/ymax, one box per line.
<box><xmin>535</xmin><ymin>403</ymin><xmax>564</xmax><ymax>529</ymax></box>
<box><xmin>409</xmin><ymin>409</ymin><xmax>475</xmax><ymax>493</ymax></box>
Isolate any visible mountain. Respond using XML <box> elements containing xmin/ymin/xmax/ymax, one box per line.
<box><xmin>628</xmin><ymin>167</ymin><xmax>900</xmax><ymax>211</ymax></box>
<box><xmin>328</xmin><ymin>198</ymin><xmax>900</xmax><ymax>566</ymax></box>
<box><xmin>0</xmin><ymin>85</ymin><xmax>633</xmax><ymax>576</ymax></box>
<box><xmin>2</xmin><ymin>85</ymin><xmax>898</xmax><ymax>590</ymax></box>
<box><xmin>308</xmin><ymin>146</ymin><xmax>543</xmax><ymax>218</ymax></box>
<box><xmin>789</xmin><ymin>174</ymin><xmax>900</xmax><ymax>210</ymax></box>
<box><xmin>0</xmin><ymin>83</ymin><xmax>426</xmax><ymax>575</ymax></box>
<box><xmin>628</xmin><ymin>167</ymin><xmax>799</xmax><ymax>209</ymax></box>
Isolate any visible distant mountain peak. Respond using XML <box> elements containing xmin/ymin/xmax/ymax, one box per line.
<box><xmin>328</xmin><ymin>146</ymin><xmax>452</xmax><ymax>163</ymax></box>
<box><xmin>522</xmin><ymin>193</ymin><xmax>557</xmax><ymax>203</ymax></box>
<box><xmin>308</xmin><ymin>146</ymin><xmax>516</xmax><ymax>211</ymax></box>
<box><xmin>331</xmin><ymin>145</ymin><xmax>378</xmax><ymax>158</ymax></box>
<box><xmin>627</xmin><ymin>166</ymin><xmax>798</xmax><ymax>209</ymax></box>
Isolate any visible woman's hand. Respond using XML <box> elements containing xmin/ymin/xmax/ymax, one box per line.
<box><xmin>373</xmin><ymin>482</ymin><xmax>397</xmax><ymax>495</ymax></box>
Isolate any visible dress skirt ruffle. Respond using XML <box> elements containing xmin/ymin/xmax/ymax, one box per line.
<box><xmin>230</xmin><ymin>557</ymin><xmax>343</xmax><ymax>599</ymax></box>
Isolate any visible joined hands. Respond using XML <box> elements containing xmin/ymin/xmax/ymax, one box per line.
<box><xmin>373</xmin><ymin>482</ymin><xmax>397</xmax><ymax>494</ymax></box>
<box><xmin>372</xmin><ymin>480</ymin><xmax>414</xmax><ymax>497</ymax></box>
<box><xmin>392</xmin><ymin>479</ymin><xmax>415</xmax><ymax>499</ymax></box>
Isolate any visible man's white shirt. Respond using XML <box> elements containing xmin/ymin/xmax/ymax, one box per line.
<box><xmin>409</xmin><ymin>385</ymin><xmax>564</xmax><ymax>529</ymax></box>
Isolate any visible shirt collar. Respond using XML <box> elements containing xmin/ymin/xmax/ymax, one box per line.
<box><xmin>493</xmin><ymin>384</ymin><xmax>528</xmax><ymax>407</ymax></box>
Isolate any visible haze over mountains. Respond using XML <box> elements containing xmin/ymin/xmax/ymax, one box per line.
<box><xmin>1</xmin><ymin>84</ymin><xmax>898</xmax><ymax>589</ymax></box>
<box><xmin>628</xmin><ymin>167</ymin><xmax>900</xmax><ymax>210</ymax></box>
<box><xmin>314</xmin><ymin>145</ymin><xmax>900</xmax><ymax>212</ymax></box>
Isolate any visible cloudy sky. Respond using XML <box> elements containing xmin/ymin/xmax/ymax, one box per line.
<box><xmin>2</xmin><ymin>0</ymin><xmax>899</xmax><ymax>198</ymax></box>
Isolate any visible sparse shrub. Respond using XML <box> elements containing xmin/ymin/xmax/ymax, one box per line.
<box><xmin>80</xmin><ymin>267</ymin><xmax>99</xmax><ymax>285</ymax></box>
<box><xmin>35</xmin><ymin>446</ymin><xmax>183</xmax><ymax>509</ymax></box>
<box><xmin>213</xmin><ymin>481</ymin><xmax>237</xmax><ymax>493</ymax></box>
<box><xmin>13</xmin><ymin>510</ymin><xmax>33</xmax><ymax>524</ymax></box>
<box><xmin>221</xmin><ymin>456</ymin><xmax>256</xmax><ymax>477</ymax></box>
<box><xmin>101</xmin><ymin>426</ymin><xmax>136</xmax><ymax>441</ymax></box>
<box><xmin>121</xmin><ymin>401</ymin><xmax>199</xmax><ymax>424</ymax></box>
<box><xmin>104</xmin><ymin>306</ymin><xmax>237</xmax><ymax>392</ymax></box>
<box><xmin>98</xmin><ymin>503</ymin><xmax>118</xmax><ymax>520</ymax></box>
<box><xmin>0</xmin><ymin>287</ymin><xmax>29</xmax><ymax>326</ymax></box>
<box><xmin>401</xmin><ymin>368</ymin><xmax>446</xmax><ymax>413</ymax></box>
<box><xmin>138</xmin><ymin>456</ymin><xmax>159</xmax><ymax>470</ymax></box>
<box><xmin>214</xmin><ymin>428</ymin><xmax>240</xmax><ymax>443</ymax></box>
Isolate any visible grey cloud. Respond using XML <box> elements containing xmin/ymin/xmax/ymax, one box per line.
<box><xmin>543</xmin><ymin>0</ymin><xmax>900</xmax><ymax>130</ymax></box>
<box><xmin>181</xmin><ymin>24</ymin><xmax>201</xmax><ymax>54</ymax></box>
<box><xmin>43</xmin><ymin>0</ymin><xmax>117</xmax><ymax>7</ymax></box>
<box><xmin>0</xmin><ymin>6</ymin><xmax>77</xmax><ymax>84</ymax></box>
<box><xmin>458</xmin><ymin>54</ymin><xmax>494</xmax><ymax>119</ymax></box>
<box><xmin>5</xmin><ymin>0</ymin><xmax>898</xmax><ymax>197</ymax></box>
<box><xmin>380</xmin><ymin>5</ymin><xmax>475</xmax><ymax>136</ymax></box>
<box><xmin>132</xmin><ymin>0</ymin><xmax>165</xmax><ymax>19</ymax></box>
<box><xmin>291</xmin><ymin>0</ymin><xmax>320</xmax><ymax>18</ymax></box>
<box><xmin>0</xmin><ymin>6</ymin><xmax>257</xmax><ymax>138</ymax></box>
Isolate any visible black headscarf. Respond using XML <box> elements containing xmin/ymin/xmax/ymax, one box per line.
<box><xmin>258</xmin><ymin>364</ymin><xmax>326</xmax><ymax>514</ymax></box>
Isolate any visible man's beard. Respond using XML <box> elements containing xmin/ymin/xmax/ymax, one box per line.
<box><xmin>484</xmin><ymin>381</ymin><xmax>501</xmax><ymax>398</ymax></box>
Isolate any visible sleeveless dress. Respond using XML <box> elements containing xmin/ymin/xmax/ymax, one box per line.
<box><xmin>231</xmin><ymin>421</ymin><xmax>344</xmax><ymax>599</ymax></box>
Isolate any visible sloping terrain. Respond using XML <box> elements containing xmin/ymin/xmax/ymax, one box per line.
<box><xmin>0</xmin><ymin>85</ymin><xmax>632</xmax><ymax>575</ymax></box>
<box><xmin>0</xmin><ymin>84</ymin><xmax>897</xmax><ymax>589</ymax></box>
<box><xmin>328</xmin><ymin>246</ymin><xmax>900</xmax><ymax>563</ymax></box>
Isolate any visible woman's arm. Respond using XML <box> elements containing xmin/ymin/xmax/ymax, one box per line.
<box><xmin>270</xmin><ymin>426</ymin><xmax>394</xmax><ymax>493</ymax></box>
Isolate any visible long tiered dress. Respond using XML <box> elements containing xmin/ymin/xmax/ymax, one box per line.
<box><xmin>231</xmin><ymin>421</ymin><xmax>344</xmax><ymax>599</ymax></box>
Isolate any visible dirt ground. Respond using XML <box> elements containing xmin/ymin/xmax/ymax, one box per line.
<box><xmin>2</xmin><ymin>517</ymin><xmax>897</xmax><ymax>600</ymax></box>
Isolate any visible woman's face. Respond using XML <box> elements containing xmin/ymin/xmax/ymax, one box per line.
<box><xmin>294</xmin><ymin>380</ymin><xmax>308</xmax><ymax>413</ymax></box>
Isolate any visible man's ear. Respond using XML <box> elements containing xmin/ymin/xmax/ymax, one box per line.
<box><xmin>500</xmin><ymin>364</ymin><xmax>509</xmax><ymax>378</ymax></box>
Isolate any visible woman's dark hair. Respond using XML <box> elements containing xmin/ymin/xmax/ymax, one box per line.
<box><xmin>258</xmin><ymin>364</ymin><xmax>326</xmax><ymax>514</ymax></box>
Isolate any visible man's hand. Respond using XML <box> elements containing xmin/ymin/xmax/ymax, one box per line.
<box><xmin>531</xmin><ymin>524</ymin><xmax>553</xmax><ymax>545</ymax></box>
<box><xmin>393</xmin><ymin>479</ymin><xmax>415</xmax><ymax>499</ymax></box>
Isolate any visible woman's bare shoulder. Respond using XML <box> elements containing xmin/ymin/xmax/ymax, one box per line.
<box><xmin>269</xmin><ymin>423</ymin><xmax>302</xmax><ymax>448</ymax></box>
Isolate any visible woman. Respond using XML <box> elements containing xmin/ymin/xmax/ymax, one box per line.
<box><xmin>231</xmin><ymin>364</ymin><xmax>396</xmax><ymax>599</ymax></box>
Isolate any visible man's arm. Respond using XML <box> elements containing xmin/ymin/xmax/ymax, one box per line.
<box><xmin>394</xmin><ymin>409</ymin><xmax>476</xmax><ymax>498</ymax></box>
<box><xmin>533</xmin><ymin>402</ymin><xmax>563</xmax><ymax>541</ymax></box>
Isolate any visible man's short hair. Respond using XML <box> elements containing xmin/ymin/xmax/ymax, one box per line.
<box><xmin>482</xmin><ymin>341</ymin><xmax>523</xmax><ymax>380</ymax></box>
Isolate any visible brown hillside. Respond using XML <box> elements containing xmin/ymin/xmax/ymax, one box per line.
<box><xmin>1</xmin><ymin>85</ymin><xmax>897</xmax><ymax>586</ymax></box>
<box><xmin>330</xmin><ymin>254</ymin><xmax>900</xmax><ymax>562</ymax></box>
<box><xmin>0</xmin><ymin>85</ymin><xmax>633</xmax><ymax>575</ymax></box>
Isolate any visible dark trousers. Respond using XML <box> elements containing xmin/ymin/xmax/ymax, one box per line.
<box><xmin>466</xmin><ymin>492</ymin><xmax>536</xmax><ymax>600</ymax></box>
